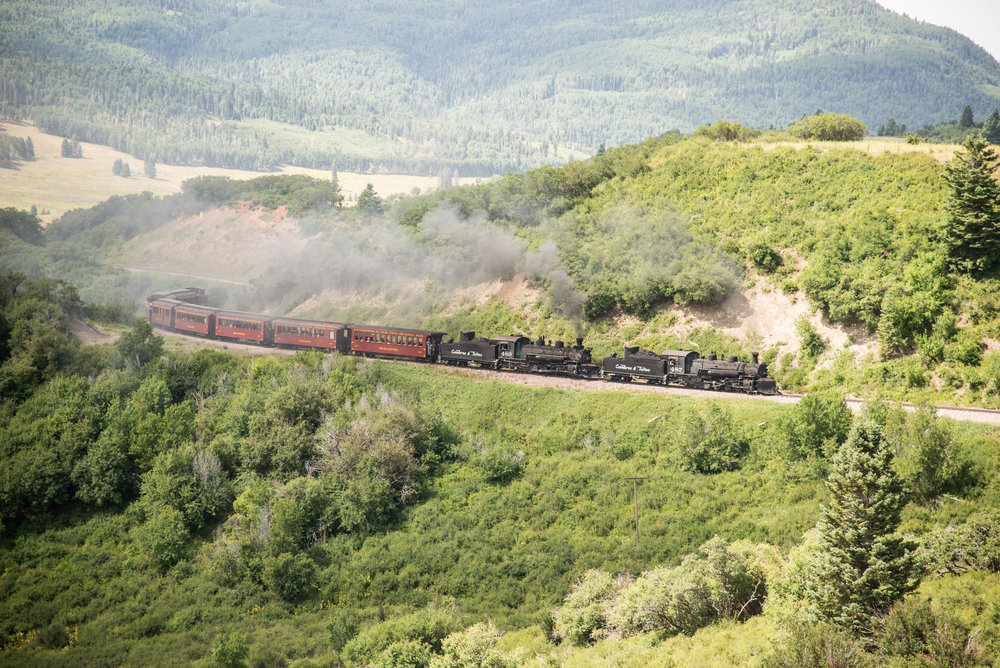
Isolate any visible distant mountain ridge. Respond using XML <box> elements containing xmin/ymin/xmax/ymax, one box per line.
<box><xmin>1</xmin><ymin>0</ymin><xmax>998</xmax><ymax>172</ymax></box>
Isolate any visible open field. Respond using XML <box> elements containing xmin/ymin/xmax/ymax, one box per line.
<box><xmin>759</xmin><ymin>135</ymin><xmax>963</xmax><ymax>162</ymax></box>
<box><xmin>0</xmin><ymin>121</ymin><xmax>462</xmax><ymax>223</ymax></box>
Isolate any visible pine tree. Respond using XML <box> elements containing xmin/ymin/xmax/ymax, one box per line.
<box><xmin>112</xmin><ymin>157</ymin><xmax>123</xmax><ymax>176</ymax></box>
<box><xmin>61</xmin><ymin>138</ymin><xmax>71</xmax><ymax>157</ymax></box>
<box><xmin>984</xmin><ymin>108</ymin><xmax>1000</xmax><ymax>145</ymax></box>
<box><xmin>959</xmin><ymin>105</ymin><xmax>975</xmax><ymax>128</ymax></box>
<box><xmin>121</xmin><ymin>162</ymin><xmax>131</xmax><ymax>177</ymax></box>
<box><xmin>942</xmin><ymin>136</ymin><xmax>1000</xmax><ymax>272</ymax></box>
<box><xmin>25</xmin><ymin>137</ymin><xmax>34</xmax><ymax>159</ymax></box>
<box><xmin>356</xmin><ymin>183</ymin><xmax>383</xmax><ymax>216</ymax></box>
<box><xmin>144</xmin><ymin>156</ymin><xmax>157</xmax><ymax>178</ymax></box>
<box><xmin>807</xmin><ymin>422</ymin><xmax>917</xmax><ymax>638</ymax></box>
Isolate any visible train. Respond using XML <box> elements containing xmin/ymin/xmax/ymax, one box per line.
<box><xmin>146</xmin><ymin>288</ymin><xmax>779</xmax><ymax>395</ymax></box>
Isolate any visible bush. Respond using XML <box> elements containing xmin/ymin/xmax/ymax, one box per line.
<box><xmin>787</xmin><ymin>113</ymin><xmax>867</xmax><ymax>141</ymax></box>
<box><xmin>342</xmin><ymin>609</ymin><xmax>456</xmax><ymax>666</ymax></box>
<box><xmin>775</xmin><ymin>392</ymin><xmax>852</xmax><ymax>462</ymax></box>
<box><xmin>212</xmin><ymin>631</ymin><xmax>250</xmax><ymax>668</ymax></box>
<box><xmin>876</xmin><ymin>599</ymin><xmax>984</xmax><ymax>666</ymax></box>
<box><xmin>552</xmin><ymin>569</ymin><xmax>620</xmax><ymax>645</ymax></box>
<box><xmin>263</xmin><ymin>552</ymin><xmax>317</xmax><ymax>602</ymax></box>
<box><xmin>430</xmin><ymin>622</ymin><xmax>521</xmax><ymax>668</ymax></box>
<box><xmin>672</xmin><ymin>401</ymin><xmax>749</xmax><ymax>473</ymax></box>
<box><xmin>134</xmin><ymin>505</ymin><xmax>188</xmax><ymax>572</ymax></box>
<box><xmin>920</xmin><ymin>510</ymin><xmax>1000</xmax><ymax>576</ymax></box>
<box><xmin>763</xmin><ymin>621</ymin><xmax>869</xmax><ymax>668</ymax></box>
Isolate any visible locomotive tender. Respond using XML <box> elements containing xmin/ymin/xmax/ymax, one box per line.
<box><xmin>147</xmin><ymin>288</ymin><xmax>777</xmax><ymax>394</ymax></box>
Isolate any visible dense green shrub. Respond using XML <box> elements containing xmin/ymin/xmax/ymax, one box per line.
<box><xmin>552</xmin><ymin>569</ymin><xmax>621</xmax><ymax>645</ymax></box>
<box><xmin>430</xmin><ymin>622</ymin><xmax>521</xmax><ymax>668</ymax></box>
<box><xmin>774</xmin><ymin>392</ymin><xmax>853</xmax><ymax>462</ymax></box>
<box><xmin>920</xmin><ymin>510</ymin><xmax>1000</xmax><ymax>576</ymax></box>
<box><xmin>672</xmin><ymin>401</ymin><xmax>749</xmax><ymax>473</ymax></box>
<box><xmin>341</xmin><ymin>609</ymin><xmax>456</xmax><ymax>666</ymax></box>
<box><xmin>787</xmin><ymin>113</ymin><xmax>867</xmax><ymax>141</ymax></box>
<box><xmin>876</xmin><ymin>599</ymin><xmax>985</xmax><ymax>667</ymax></box>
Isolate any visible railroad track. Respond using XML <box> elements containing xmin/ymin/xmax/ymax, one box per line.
<box><xmin>158</xmin><ymin>329</ymin><xmax>1000</xmax><ymax>426</ymax></box>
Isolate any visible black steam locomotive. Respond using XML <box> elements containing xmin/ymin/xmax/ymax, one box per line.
<box><xmin>602</xmin><ymin>346</ymin><xmax>778</xmax><ymax>394</ymax></box>
<box><xmin>147</xmin><ymin>288</ymin><xmax>778</xmax><ymax>394</ymax></box>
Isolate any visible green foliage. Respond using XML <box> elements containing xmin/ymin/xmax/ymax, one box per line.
<box><xmin>807</xmin><ymin>422</ymin><xmax>918</xmax><ymax>636</ymax></box>
<box><xmin>764</xmin><ymin>621</ymin><xmax>869</xmax><ymax>668</ymax></box>
<box><xmin>4</xmin><ymin>1</ymin><xmax>999</xmax><ymax>173</ymax></box>
<box><xmin>942</xmin><ymin>136</ymin><xmax>1000</xmax><ymax>273</ymax></box>
<box><xmin>555</xmin><ymin>538</ymin><xmax>767</xmax><ymax>643</ymax></box>
<box><xmin>795</xmin><ymin>317</ymin><xmax>826</xmax><ymax>361</ymax></box>
<box><xmin>775</xmin><ymin>392</ymin><xmax>853</xmax><ymax>462</ymax></box>
<box><xmin>357</xmin><ymin>184</ymin><xmax>384</xmax><ymax>217</ymax></box>
<box><xmin>212</xmin><ymin>630</ymin><xmax>250</xmax><ymax>668</ymax></box>
<box><xmin>878</xmin><ymin>405</ymin><xmax>972</xmax><ymax>503</ymax></box>
<box><xmin>114</xmin><ymin>318</ymin><xmax>164</xmax><ymax>371</ymax></box>
<box><xmin>694</xmin><ymin>121</ymin><xmax>761</xmax><ymax>142</ymax></box>
<box><xmin>876</xmin><ymin>598</ymin><xmax>985</xmax><ymax>667</ymax></box>
<box><xmin>919</xmin><ymin>510</ymin><xmax>1000</xmax><ymax>576</ymax></box>
<box><xmin>263</xmin><ymin>552</ymin><xmax>317</xmax><ymax>603</ymax></box>
<box><xmin>342</xmin><ymin>609</ymin><xmax>456</xmax><ymax>666</ymax></box>
<box><xmin>430</xmin><ymin>622</ymin><xmax>520</xmax><ymax>668</ymax></box>
<box><xmin>787</xmin><ymin>113</ymin><xmax>867</xmax><ymax>141</ymax></box>
<box><xmin>672</xmin><ymin>402</ymin><xmax>749</xmax><ymax>474</ymax></box>
<box><xmin>182</xmin><ymin>175</ymin><xmax>343</xmax><ymax>214</ymax></box>
<box><xmin>0</xmin><ymin>208</ymin><xmax>44</xmax><ymax>245</ymax></box>
<box><xmin>134</xmin><ymin>505</ymin><xmax>189</xmax><ymax>572</ymax></box>
<box><xmin>552</xmin><ymin>569</ymin><xmax>620</xmax><ymax>645</ymax></box>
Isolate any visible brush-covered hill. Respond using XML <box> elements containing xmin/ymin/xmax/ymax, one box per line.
<box><xmin>4</xmin><ymin>127</ymin><xmax>1000</xmax><ymax>408</ymax></box>
<box><xmin>2</xmin><ymin>0</ymin><xmax>999</xmax><ymax>172</ymax></box>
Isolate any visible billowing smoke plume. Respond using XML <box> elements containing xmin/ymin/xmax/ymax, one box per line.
<box><xmin>245</xmin><ymin>203</ymin><xmax>587</xmax><ymax>327</ymax></box>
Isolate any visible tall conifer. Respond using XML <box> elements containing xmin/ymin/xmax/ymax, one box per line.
<box><xmin>942</xmin><ymin>136</ymin><xmax>1000</xmax><ymax>272</ymax></box>
<box><xmin>807</xmin><ymin>422</ymin><xmax>917</xmax><ymax>637</ymax></box>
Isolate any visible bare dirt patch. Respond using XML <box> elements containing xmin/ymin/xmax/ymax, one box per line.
<box><xmin>681</xmin><ymin>284</ymin><xmax>875</xmax><ymax>359</ymax></box>
<box><xmin>68</xmin><ymin>318</ymin><xmax>118</xmax><ymax>345</ymax></box>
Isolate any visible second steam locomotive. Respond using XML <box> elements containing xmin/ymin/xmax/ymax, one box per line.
<box><xmin>147</xmin><ymin>288</ymin><xmax>779</xmax><ymax>395</ymax></box>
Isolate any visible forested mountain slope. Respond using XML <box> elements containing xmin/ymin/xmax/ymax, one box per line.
<box><xmin>2</xmin><ymin>0</ymin><xmax>999</xmax><ymax>172</ymax></box>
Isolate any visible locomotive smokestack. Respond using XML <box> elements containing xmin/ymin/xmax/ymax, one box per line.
<box><xmin>460</xmin><ymin>331</ymin><xmax>475</xmax><ymax>341</ymax></box>
<box><xmin>555</xmin><ymin>340</ymin><xmax>564</xmax><ymax>348</ymax></box>
<box><xmin>576</xmin><ymin>337</ymin><xmax>584</xmax><ymax>349</ymax></box>
<box><xmin>752</xmin><ymin>352</ymin><xmax>759</xmax><ymax>364</ymax></box>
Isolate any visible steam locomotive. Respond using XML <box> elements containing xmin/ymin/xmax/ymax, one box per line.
<box><xmin>146</xmin><ymin>288</ymin><xmax>779</xmax><ymax>395</ymax></box>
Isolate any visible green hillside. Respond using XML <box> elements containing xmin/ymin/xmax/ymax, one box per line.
<box><xmin>1</xmin><ymin>276</ymin><xmax>1000</xmax><ymax>666</ymax></box>
<box><xmin>2</xmin><ymin>0</ymin><xmax>999</xmax><ymax>172</ymax></box>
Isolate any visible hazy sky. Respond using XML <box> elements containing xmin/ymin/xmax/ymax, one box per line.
<box><xmin>876</xmin><ymin>1</ymin><xmax>1000</xmax><ymax>62</ymax></box>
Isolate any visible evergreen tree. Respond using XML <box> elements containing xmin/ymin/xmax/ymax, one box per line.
<box><xmin>112</xmin><ymin>157</ymin><xmax>123</xmax><ymax>176</ymax></box>
<box><xmin>60</xmin><ymin>138</ymin><xmax>71</xmax><ymax>157</ymax></box>
<box><xmin>121</xmin><ymin>162</ymin><xmax>131</xmax><ymax>177</ymax></box>
<box><xmin>356</xmin><ymin>183</ymin><xmax>383</xmax><ymax>216</ymax></box>
<box><xmin>144</xmin><ymin>156</ymin><xmax>157</xmax><ymax>178</ymax></box>
<box><xmin>942</xmin><ymin>136</ymin><xmax>1000</xmax><ymax>272</ymax></box>
<box><xmin>959</xmin><ymin>105</ymin><xmax>975</xmax><ymax>128</ymax></box>
<box><xmin>984</xmin><ymin>108</ymin><xmax>1000</xmax><ymax>145</ymax></box>
<box><xmin>807</xmin><ymin>422</ymin><xmax>917</xmax><ymax>638</ymax></box>
<box><xmin>25</xmin><ymin>137</ymin><xmax>34</xmax><ymax>159</ymax></box>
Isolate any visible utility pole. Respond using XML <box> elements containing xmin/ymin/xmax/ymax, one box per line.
<box><xmin>627</xmin><ymin>477</ymin><xmax>645</xmax><ymax>547</ymax></box>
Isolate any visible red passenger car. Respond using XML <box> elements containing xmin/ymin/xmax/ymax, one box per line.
<box><xmin>148</xmin><ymin>298</ymin><xmax>179</xmax><ymax>329</ymax></box>
<box><xmin>273</xmin><ymin>317</ymin><xmax>347</xmax><ymax>351</ymax></box>
<box><xmin>348</xmin><ymin>325</ymin><xmax>445</xmax><ymax>360</ymax></box>
<box><xmin>215</xmin><ymin>310</ymin><xmax>272</xmax><ymax>343</ymax></box>
<box><xmin>173</xmin><ymin>303</ymin><xmax>218</xmax><ymax>336</ymax></box>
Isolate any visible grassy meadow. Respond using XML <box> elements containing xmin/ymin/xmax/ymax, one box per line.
<box><xmin>0</xmin><ymin>121</ymin><xmax>447</xmax><ymax>224</ymax></box>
